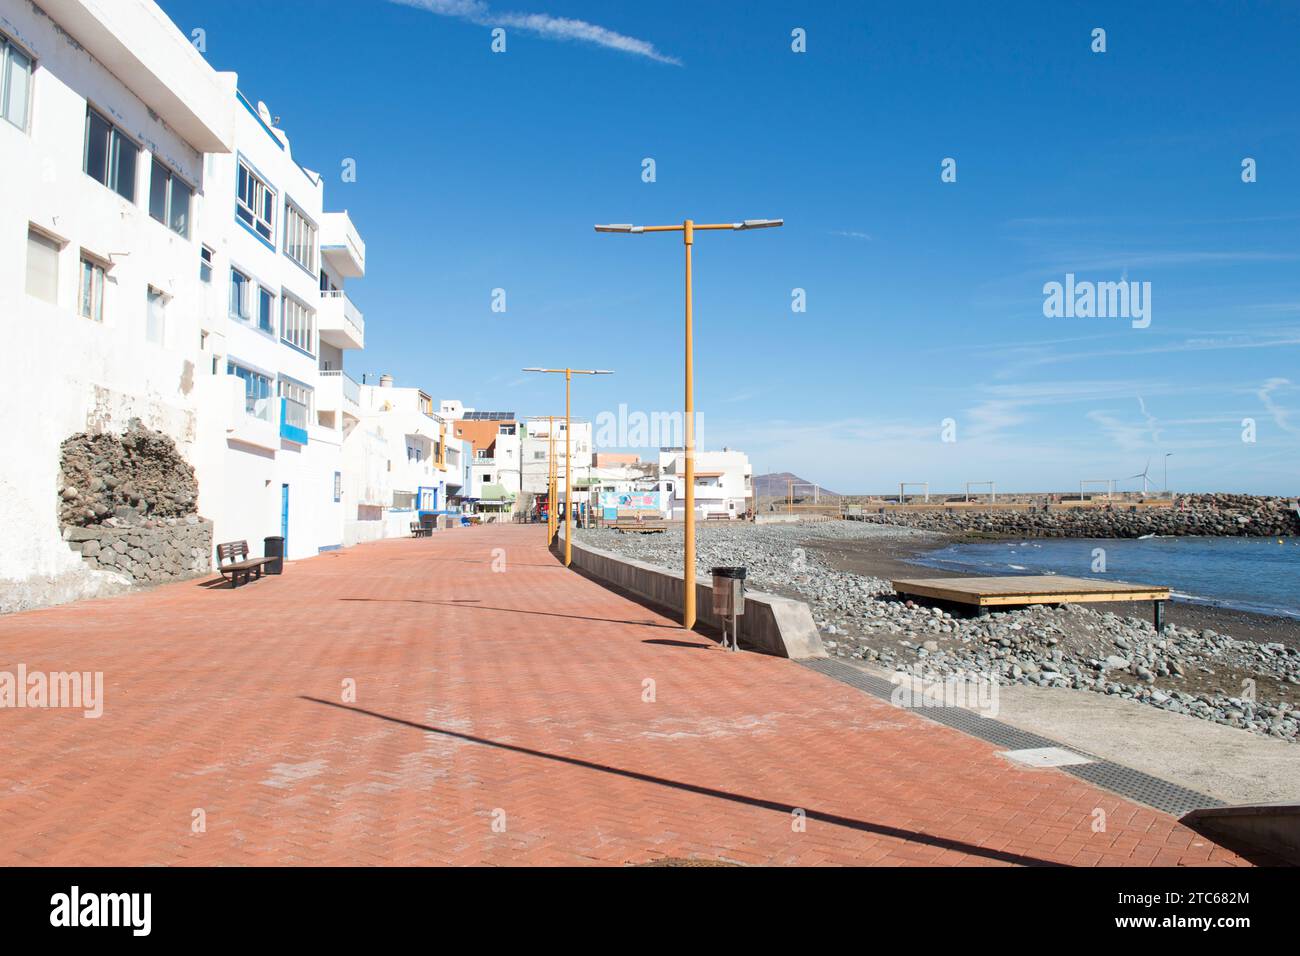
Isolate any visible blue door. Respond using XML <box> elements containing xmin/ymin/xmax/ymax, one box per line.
<box><xmin>280</xmin><ymin>483</ymin><xmax>290</xmax><ymax>554</ymax></box>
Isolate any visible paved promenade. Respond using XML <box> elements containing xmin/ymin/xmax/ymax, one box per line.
<box><xmin>0</xmin><ymin>526</ymin><xmax>1252</xmax><ymax>866</ymax></box>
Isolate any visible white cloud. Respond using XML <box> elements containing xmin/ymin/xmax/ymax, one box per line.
<box><xmin>1257</xmin><ymin>377</ymin><xmax>1298</xmax><ymax>436</ymax></box>
<box><xmin>390</xmin><ymin>0</ymin><xmax>682</xmax><ymax>65</ymax></box>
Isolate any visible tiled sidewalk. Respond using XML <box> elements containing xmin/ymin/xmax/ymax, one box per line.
<box><xmin>0</xmin><ymin>526</ymin><xmax>1251</xmax><ymax>866</ymax></box>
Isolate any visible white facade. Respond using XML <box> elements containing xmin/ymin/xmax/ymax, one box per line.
<box><xmin>0</xmin><ymin>0</ymin><xmax>234</xmax><ymax>609</ymax></box>
<box><xmin>520</xmin><ymin>417</ymin><xmax>594</xmax><ymax>496</ymax></box>
<box><xmin>658</xmin><ymin>449</ymin><xmax>752</xmax><ymax>519</ymax></box>
<box><xmin>341</xmin><ymin>380</ymin><xmax>461</xmax><ymax>542</ymax></box>
<box><xmin>189</xmin><ymin>87</ymin><xmax>366</xmax><ymax>561</ymax></box>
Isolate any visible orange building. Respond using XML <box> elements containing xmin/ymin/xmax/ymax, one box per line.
<box><xmin>592</xmin><ymin>453</ymin><xmax>640</xmax><ymax>468</ymax></box>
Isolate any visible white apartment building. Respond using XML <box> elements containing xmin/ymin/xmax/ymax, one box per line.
<box><xmin>520</xmin><ymin>417</ymin><xmax>594</xmax><ymax>499</ymax></box>
<box><xmin>446</xmin><ymin>408</ymin><xmax>522</xmax><ymax>515</ymax></box>
<box><xmin>0</xmin><ymin>0</ymin><xmax>234</xmax><ymax>609</ymax></box>
<box><xmin>341</xmin><ymin>377</ymin><xmax>464</xmax><ymax>542</ymax></box>
<box><xmin>190</xmin><ymin>86</ymin><xmax>367</xmax><ymax>561</ymax></box>
<box><xmin>658</xmin><ymin>448</ymin><xmax>753</xmax><ymax>520</ymax></box>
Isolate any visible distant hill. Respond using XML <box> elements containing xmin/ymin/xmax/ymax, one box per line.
<box><xmin>753</xmin><ymin>472</ymin><xmax>840</xmax><ymax>499</ymax></box>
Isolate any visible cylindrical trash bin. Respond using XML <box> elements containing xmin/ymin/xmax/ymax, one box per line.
<box><xmin>711</xmin><ymin>567</ymin><xmax>746</xmax><ymax>652</ymax></box>
<box><xmin>263</xmin><ymin>536</ymin><xmax>285</xmax><ymax>575</ymax></box>
<box><xmin>711</xmin><ymin>566</ymin><xmax>746</xmax><ymax>617</ymax></box>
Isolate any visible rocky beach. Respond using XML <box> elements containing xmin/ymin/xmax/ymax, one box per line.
<box><xmin>578</xmin><ymin>519</ymin><xmax>1300</xmax><ymax>743</ymax></box>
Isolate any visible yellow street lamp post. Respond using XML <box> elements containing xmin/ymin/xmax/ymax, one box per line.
<box><xmin>547</xmin><ymin>415</ymin><xmax>557</xmax><ymax>542</ymax></box>
<box><xmin>594</xmin><ymin>218</ymin><xmax>782</xmax><ymax>628</ymax></box>
<box><xmin>524</xmin><ymin>368</ymin><xmax>613</xmax><ymax>566</ymax></box>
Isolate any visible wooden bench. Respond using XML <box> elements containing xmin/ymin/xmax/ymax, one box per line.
<box><xmin>216</xmin><ymin>540</ymin><xmax>275</xmax><ymax>588</ymax></box>
<box><xmin>610</xmin><ymin>509</ymin><xmax>666</xmax><ymax>534</ymax></box>
<box><xmin>410</xmin><ymin>521</ymin><xmax>432</xmax><ymax>538</ymax></box>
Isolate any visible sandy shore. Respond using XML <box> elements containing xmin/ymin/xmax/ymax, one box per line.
<box><xmin>800</xmin><ymin>530</ymin><xmax>1300</xmax><ymax>649</ymax></box>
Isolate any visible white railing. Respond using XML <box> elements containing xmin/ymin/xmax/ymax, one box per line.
<box><xmin>281</xmin><ymin>396</ymin><xmax>308</xmax><ymax>430</ymax></box>
<box><xmin>321</xmin><ymin>289</ymin><xmax>365</xmax><ymax>339</ymax></box>
<box><xmin>319</xmin><ymin>369</ymin><xmax>361</xmax><ymax>405</ymax></box>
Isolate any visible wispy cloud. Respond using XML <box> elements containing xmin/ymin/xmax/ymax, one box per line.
<box><xmin>830</xmin><ymin>229</ymin><xmax>872</xmax><ymax>241</ymax></box>
<box><xmin>1136</xmin><ymin>395</ymin><xmax>1161</xmax><ymax>444</ymax></box>
<box><xmin>390</xmin><ymin>0</ymin><xmax>682</xmax><ymax>65</ymax></box>
<box><xmin>1257</xmin><ymin>377</ymin><xmax>1298</xmax><ymax>436</ymax></box>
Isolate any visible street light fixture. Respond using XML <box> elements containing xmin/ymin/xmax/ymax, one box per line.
<box><xmin>524</xmin><ymin>368</ymin><xmax>613</xmax><ymax>566</ymax></box>
<box><xmin>594</xmin><ymin>216</ymin><xmax>783</xmax><ymax>629</ymax></box>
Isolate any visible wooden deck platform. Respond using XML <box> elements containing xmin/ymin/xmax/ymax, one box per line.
<box><xmin>891</xmin><ymin>574</ymin><xmax>1171</xmax><ymax>626</ymax></box>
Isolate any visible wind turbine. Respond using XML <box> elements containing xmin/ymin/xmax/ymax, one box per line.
<box><xmin>1128</xmin><ymin>459</ymin><xmax>1152</xmax><ymax>495</ymax></box>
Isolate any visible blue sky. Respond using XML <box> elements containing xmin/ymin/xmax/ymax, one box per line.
<box><xmin>158</xmin><ymin>0</ymin><xmax>1300</xmax><ymax>494</ymax></box>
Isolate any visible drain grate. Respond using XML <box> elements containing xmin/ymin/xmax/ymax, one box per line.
<box><xmin>802</xmin><ymin>657</ymin><xmax>1225</xmax><ymax>816</ymax></box>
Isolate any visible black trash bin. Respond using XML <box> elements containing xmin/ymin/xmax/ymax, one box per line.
<box><xmin>263</xmin><ymin>535</ymin><xmax>285</xmax><ymax>575</ymax></box>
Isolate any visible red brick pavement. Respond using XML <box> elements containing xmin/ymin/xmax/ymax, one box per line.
<box><xmin>0</xmin><ymin>526</ymin><xmax>1251</xmax><ymax>866</ymax></box>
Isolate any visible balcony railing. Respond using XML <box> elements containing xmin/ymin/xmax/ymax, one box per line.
<box><xmin>319</xmin><ymin>290</ymin><xmax>365</xmax><ymax>350</ymax></box>
<box><xmin>318</xmin><ymin>369</ymin><xmax>360</xmax><ymax>406</ymax></box>
<box><xmin>280</xmin><ymin>397</ymin><xmax>309</xmax><ymax>444</ymax></box>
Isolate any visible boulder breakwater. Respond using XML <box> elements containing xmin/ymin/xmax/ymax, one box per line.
<box><xmin>851</xmin><ymin>494</ymin><xmax>1298</xmax><ymax>538</ymax></box>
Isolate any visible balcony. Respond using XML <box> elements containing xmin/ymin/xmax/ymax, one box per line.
<box><xmin>280</xmin><ymin>397</ymin><xmax>309</xmax><ymax>445</ymax></box>
<box><xmin>317</xmin><ymin>369</ymin><xmax>361</xmax><ymax>418</ymax></box>
<box><xmin>320</xmin><ymin>211</ymin><xmax>365</xmax><ymax>278</ymax></box>
<box><xmin>319</xmin><ymin>290</ymin><xmax>364</xmax><ymax>350</ymax></box>
<box><xmin>216</xmin><ymin>375</ymin><xmax>278</xmax><ymax>452</ymax></box>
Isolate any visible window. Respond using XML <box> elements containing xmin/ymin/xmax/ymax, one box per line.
<box><xmin>1</xmin><ymin>33</ymin><xmax>32</xmax><ymax>131</ymax></box>
<box><xmin>283</xmin><ymin>201</ymin><xmax>317</xmax><ymax>272</ymax></box>
<box><xmin>200</xmin><ymin>245</ymin><xmax>213</xmax><ymax>283</ymax></box>
<box><xmin>333</xmin><ymin>472</ymin><xmax>342</xmax><ymax>503</ymax></box>
<box><xmin>229</xmin><ymin>268</ymin><xmax>250</xmax><ymax>320</ymax></box>
<box><xmin>235</xmin><ymin>159</ymin><xmax>274</xmax><ymax>242</ymax></box>
<box><xmin>25</xmin><ymin>228</ymin><xmax>59</xmax><ymax>303</ymax></box>
<box><xmin>257</xmin><ymin>286</ymin><xmax>274</xmax><ymax>333</ymax></box>
<box><xmin>280</xmin><ymin>294</ymin><xmax>314</xmax><ymax>355</ymax></box>
<box><xmin>228</xmin><ymin>361</ymin><xmax>272</xmax><ymax>420</ymax></box>
<box><xmin>145</xmin><ymin>287</ymin><xmax>166</xmax><ymax>345</ymax></box>
<box><xmin>84</xmin><ymin>106</ymin><xmax>137</xmax><ymax>201</ymax></box>
<box><xmin>78</xmin><ymin>256</ymin><xmax>105</xmax><ymax>322</ymax></box>
<box><xmin>149</xmin><ymin>159</ymin><xmax>191</xmax><ymax>237</ymax></box>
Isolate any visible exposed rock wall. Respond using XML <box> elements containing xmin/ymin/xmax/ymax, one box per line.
<box><xmin>59</xmin><ymin>420</ymin><xmax>199</xmax><ymax>526</ymax></box>
<box><xmin>57</xmin><ymin>420</ymin><xmax>210</xmax><ymax>585</ymax></box>
<box><xmin>853</xmin><ymin>494</ymin><xmax>1300</xmax><ymax>538</ymax></box>
<box><xmin>64</xmin><ymin>517</ymin><xmax>213</xmax><ymax>583</ymax></box>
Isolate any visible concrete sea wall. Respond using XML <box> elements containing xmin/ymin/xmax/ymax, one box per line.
<box><xmin>557</xmin><ymin>528</ymin><xmax>827</xmax><ymax>660</ymax></box>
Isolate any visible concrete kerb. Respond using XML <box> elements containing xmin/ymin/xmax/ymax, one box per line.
<box><xmin>555</xmin><ymin>526</ymin><xmax>827</xmax><ymax>660</ymax></box>
<box><xmin>1181</xmin><ymin>803</ymin><xmax>1300</xmax><ymax>865</ymax></box>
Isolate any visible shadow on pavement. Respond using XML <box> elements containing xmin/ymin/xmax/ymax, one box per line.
<box><xmin>299</xmin><ymin>695</ymin><xmax>1064</xmax><ymax>867</ymax></box>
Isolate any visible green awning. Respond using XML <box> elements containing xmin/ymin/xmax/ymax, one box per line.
<box><xmin>479</xmin><ymin>483</ymin><xmax>510</xmax><ymax>502</ymax></box>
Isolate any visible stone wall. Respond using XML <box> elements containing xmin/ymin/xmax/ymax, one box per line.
<box><xmin>58</xmin><ymin>420</ymin><xmax>211</xmax><ymax>585</ymax></box>
<box><xmin>64</xmin><ymin>517</ymin><xmax>213</xmax><ymax>584</ymax></box>
<box><xmin>853</xmin><ymin>493</ymin><xmax>1300</xmax><ymax>539</ymax></box>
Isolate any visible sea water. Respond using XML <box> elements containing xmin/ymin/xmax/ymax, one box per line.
<box><xmin>908</xmin><ymin>536</ymin><xmax>1300</xmax><ymax>620</ymax></box>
